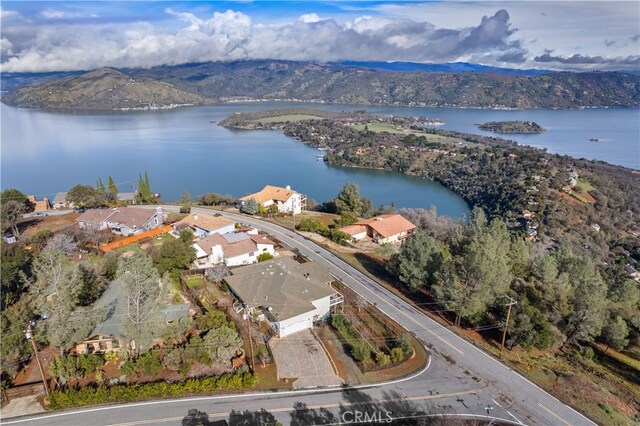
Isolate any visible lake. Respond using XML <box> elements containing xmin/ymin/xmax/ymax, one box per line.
<box><xmin>2</xmin><ymin>102</ymin><xmax>638</xmax><ymax>219</ymax></box>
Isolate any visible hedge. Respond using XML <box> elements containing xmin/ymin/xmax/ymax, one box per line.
<box><xmin>48</xmin><ymin>372</ymin><xmax>256</xmax><ymax>410</ymax></box>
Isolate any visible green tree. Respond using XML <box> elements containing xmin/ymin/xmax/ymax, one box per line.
<box><xmin>257</xmin><ymin>253</ymin><xmax>274</xmax><ymax>262</ymax></box>
<box><xmin>361</xmin><ymin>197</ymin><xmax>375</xmax><ymax>218</ymax></box>
<box><xmin>0</xmin><ymin>188</ymin><xmax>29</xmax><ymax>206</ymax></box>
<box><xmin>1</xmin><ymin>201</ymin><xmax>25</xmax><ymax>237</ymax></box>
<box><xmin>67</xmin><ymin>185</ymin><xmax>105</xmax><ymax>209</ymax></box>
<box><xmin>108</xmin><ymin>176</ymin><xmax>118</xmax><ymax>194</ymax></box>
<box><xmin>96</xmin><ymin>178</ymin><xmax>106</xmax><ymax>193</ymax></box>
<box><xmin>152</xmin><ymin>235</ymin><xmax>196</xmax><ymax>275</ymax></box>
<box><xmin>240</xmin><ymin>198</ymin><xmax>259</xmax><ymax>215</ymax></box>
<box><xmin>202</xmin><ymin>326</ymin><xmax>243</xmax><ymax>365</ymax></box>
<box><xmin>334</xmin><ymin>182</ymin><xmax>363</xmax><ymax>215</ymax></box>
<box><xmin>117</xmin><ymin>252</ymin><xmax>166</xmax><ymax>355</ymax></box>
<box><xmin>387</xmin><ymin>230</ymin><xmax>443</xmax><ymax>291</ymax></box>
<box><xmin>1</xmin><ymin>243</ymin><xmax>32</xmax><ymax>309</ymax></box>
<box><xmin>137</xmin><ymin>172</ymin><xmax>155</xmax><ymax>203</ymax></box>
<box><xmin>560</xmin><ymin>258</ymin><xmax>607</xmax><ymax>347</ymax></box>
<box><xmin>600</xmin><ymin>315</ymin><xmax>629</xmax><ymax>352</ymax></box>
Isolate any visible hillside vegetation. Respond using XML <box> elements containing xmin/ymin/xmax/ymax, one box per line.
<box><xmin>2</xmin><ymin>67</ymin><xmax>207</xmax><ymax>110</ymax></box>
<box><xmin>4</xmin><ymin>61</ymin><xmax>639</xmax><ymax>110</ymax></box>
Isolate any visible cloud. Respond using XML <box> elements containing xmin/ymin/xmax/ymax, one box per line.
<box><xmin>0</xmin><ymin>6</ymin><xmax>636</xmax><ymax>73</ymax></box>
<box><xmin>533</xmin><ymin>53</ymin><xmax>640</xmax><ymax>69</ymax></box>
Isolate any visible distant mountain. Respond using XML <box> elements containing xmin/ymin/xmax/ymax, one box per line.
<box><xmin>2</xmin><ymin>67</ymin><xmax>207</xmax><ymax>110</ymax></box>
<box><xmin>334</xmin><ymin>61</ymin><xmax>551</xmax><ymax>76</ymax></box>
<box><xmin>4</xmin><ymin>61</ymin><xmax>639</xmax><ymax>110</ymax></box>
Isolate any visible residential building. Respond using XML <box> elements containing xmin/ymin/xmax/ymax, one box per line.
<box><xmin>193</xmin><ymin>232</ymin><xmax>276</xmax><ymax>268</ymax></box>
<box><xmin>354</xmin><ymin>214</ymin><xmax>417</xmax><ymax>244</ymax></box>
<box><xmin>339</xmin><ymin>224</ymin><xmax>368</xmax><ymax>242</ymax></box>
<box><xmin>74</xmin><ymin>278</ymin><xmax>191</xmax><ymax>354</ymax></box>
<box><xmin>240</xmin><ymin>185</ymin><xmax>306</xmax><ymax>214</ymax></box>
<box><xmin>52</xmin><ymin>192</ymin><xmax>73</xmax><ymax>209</ymax></box>
<box><xmin>76</xmin><ymin>207</ymin><xmax>164</xmax><ymax>236</ymax></box>
<box><xmin>174</xmin><ymin>212</ymin><xmax>236</xmax><ymax>238</ymax></box>
<box><xmin>224</xmin><ymin>257</ymin><xmax>343</xmax><ymax>337</ymax></box>
<box><xmin>26</xmin><ymin>195</ymin><xmax>51</xmax><ymax>213</ymax></box>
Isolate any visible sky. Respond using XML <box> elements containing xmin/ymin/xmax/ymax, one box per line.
<box><xmin>1</xmin><ymin>1</ymin><xmax>639</xmax><ymax>73</ymax></box>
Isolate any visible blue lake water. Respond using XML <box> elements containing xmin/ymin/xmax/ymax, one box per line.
<box><xmin>2</xmin><ymin>102</ymin><xmax>638</xmax><ymax>219</ymax></box>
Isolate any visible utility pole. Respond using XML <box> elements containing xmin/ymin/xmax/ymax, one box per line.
<box><xmin>500</xmin><ymin>296</ymin><xmax>517</xmax><ymax>359</ymax></box>
<box><xmin>25</xmin><ymin>322</ymin><xmax>49</xmax><ymax>396</ymax></box>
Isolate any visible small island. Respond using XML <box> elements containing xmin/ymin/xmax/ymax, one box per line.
<box><xmin>477</xmin><ymin>120</ymin><xmax>545</xmax><ymax>134</ymax></box>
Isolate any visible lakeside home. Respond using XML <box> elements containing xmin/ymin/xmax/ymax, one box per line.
<box><xmin>345</xmin><ymin>214</ymin><xmax>417</xmax><ymax>244</ymax></box>
<box><xmin>224</xmin><ymin>257</ymin><xmax>343</xmax><ymax>337</ymax></box>
<box><xmin>77</xmin><ymin>207</ymin><xmax>164</xmax><ymax>236</ymax></box>
<box><xmin>240</xmin><ymin>185</ymin><xmax>306</xmax><ymax>215</ymax></box>
<box><xmin>174</xmin><ymin>212</ymin><xmax>236</xmax><ymax>238</ymax></box>
<box><xmin>193</xmin><ymin>231</ymin><xmax>277</xmax><ymax>268</ymax></box>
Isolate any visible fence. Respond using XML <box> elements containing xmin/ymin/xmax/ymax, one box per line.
<box><xmin>100</xmin><ymin>225</ymin><xmax>173</xmax><ymax>252</ymax></box>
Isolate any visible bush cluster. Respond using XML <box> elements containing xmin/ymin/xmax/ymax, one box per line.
<box><xmin>297</xmin><ymin>218</ymin><xmax>351</xmax><ymax>245</ymax></box>
<box><xmin>48</xmin><ymin>372</ymin><xmax>256</xmax><ymax>410</ymax></box>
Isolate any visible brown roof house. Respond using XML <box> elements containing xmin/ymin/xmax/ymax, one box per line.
<box><xmin>354</xmin><ymin>214</ymin><xmax>416</xmax><ymax>244</ymax></box>
<box><xmin>77</xmin><ymin>207</ymin><xmax>164</xmax><ymax>236</ymax></box>
<box><xmin>193</xmin><ymin>232</ymin><xmax>276</xmax><ymax>268</ymax></box>
<box><xmin>224</xmin><ymin>257</ymin><xmax>343</xmax><ymax>337</ymax></box>
<box><xmin>339</xmin><ymin>224</ymin><xmax>368</xmax><ymax>242</ymax></box>
<box><xmin>174</xmin><ymin>212</ymin><xmax>236</xmax><ymax>238</ymax></box>
<box><xmin>240</xmin><ymin>185</ymin><xmax>306</xmax><ymax>214</ymax></box>
<box><xmin>27</xmin><ymin>195</ymin><xmax>51</xmax><ymax>213</ymax></box>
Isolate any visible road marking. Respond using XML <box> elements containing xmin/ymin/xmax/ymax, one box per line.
<box><xmin>109</xmin><ymin>389</ymin><xmax>483</xmax><ymax>426</ymax></box>
<box><xmin>537</xmin><ymin>402</ymin><xmax>572</xmax><ymax>426</ymax></box>
<box><xmin>491</xmin><ymin>398</ymin><xmax>503</xmax><ymax>408</ymax></box>
<box><xmin>506</xmin><ymin>410</ymin><xmax>524</xmax><ymax>425</ymax></box>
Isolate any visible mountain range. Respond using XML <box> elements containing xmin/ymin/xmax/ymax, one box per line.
<box><xmin>2</xmin><ymin>60</ymin><xmax>639</xmax><ymax>110</ymax></box>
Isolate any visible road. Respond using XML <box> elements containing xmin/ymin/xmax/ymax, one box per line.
<box><xmin>6</xmin><ymin>206</ymin><xmax>596</xmax><ymax>426</ymax></box>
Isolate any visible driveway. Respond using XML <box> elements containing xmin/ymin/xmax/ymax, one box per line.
<box><xmin>271</xmin><ymin>329</ymin><xmax>344</xmax><ymax>389</ymax></box>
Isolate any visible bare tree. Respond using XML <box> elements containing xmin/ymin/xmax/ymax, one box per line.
<box><xmin>205</xmin><ymin>264</ymin><xmax>230</xmax><ymax>283</ymax></box>
<box><xmin>48</xmin><ymin>233</ymin><xmax>77</xmax><ymax>254</ymax></box>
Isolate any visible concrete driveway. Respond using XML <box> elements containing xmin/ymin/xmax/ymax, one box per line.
<box><xmin>271</xmin><ymin>329</ymin><xmax>343</xmax><ymax>389</ymax></box>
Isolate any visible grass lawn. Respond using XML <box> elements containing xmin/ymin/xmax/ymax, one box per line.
<box><xmin>118</xmin><ymin>243</ymin><xmax>144</xmax><ymax>254</ymax></box>
<box><xmin>151</xmin><ymin>233</ymin><xmax>175</xmax><ymax>246</ymax></box>
<box><xmin>252</xmin><ymin>114</ymin><xmax>327</xmax><ymax>124</ymax></box>
<box><xmin>575</xmin><ymin>179</ymin><xmax>595</xmax><ymax>193</ymax></box>
<box><xmin>186</xmin><ymin>276</ymin><xmax>205</xmax><ymax>288</ymax></box>
<box><xmin>253</xmin><ymin>364</ymin><xmax>292</xmax><ymax>390</ymax></box>
<box><xmin>352</xmin><ymin>123</ymin><xmax>448</xmax><ymax>141</ymax></box>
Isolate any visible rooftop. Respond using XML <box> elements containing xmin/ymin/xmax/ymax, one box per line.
<box><xmin>240</xmin><ymin>185</ymin><xmax>299</xmax><ymax>204</ymax></box>
<box><xmin>176</xmin><ymin>213</ymin><xmax>235</xmax><ymax>232</ymax></box>
<box><xmin>356</xmin><ymin>214</ymin><xmax>416</xmax><ymax>238</ymax></box>
<box><xmin>339</xmin><ymin>224</ymin><xmax>367</xmax><ymax>236</ymax></box>
<box><xmin>225</xmin><ymin>257</ymin><xmax>336</xmax><ymax>321</ymax></box>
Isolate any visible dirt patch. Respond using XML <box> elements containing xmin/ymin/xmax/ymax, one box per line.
<box><xmin>18</xmin><ymin>213</ymin><xmax>79</xmax><ymax>239</ymax></box>
<box><xmin>317</xmin><ymin>325</ymin><xmax>365</xmax><ymax>385</ymax></box>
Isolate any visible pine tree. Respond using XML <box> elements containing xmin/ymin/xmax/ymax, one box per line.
<box><xmin>96</xmin><ymin>178</ymin><xmax>106</xmax><ymax>192</ymax></box>
<box><xmin>108</xmin><ymin>176</ymin><xmax>118</xmax><ymax>194</ymax></box>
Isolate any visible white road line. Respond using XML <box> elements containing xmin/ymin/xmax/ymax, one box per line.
<box><xmin>537</xmin><ymin>402</ymin><xmax>572</xmax><ymax>426</ymax></box>
<box><xmin>506</xmin><ymin>410</ymin><xmax>525</xmax><ymax>425</ymax></box>
<box><xmin>491</xmin><ymin>398</ymin><xmax>503</xmax><ymax>408</ymax></box>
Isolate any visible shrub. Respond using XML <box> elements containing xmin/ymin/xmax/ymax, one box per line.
<box><xmin>397</xmin><ymin>334</ymin><xmax>412</xmax><ymax>358</ymax></box>
<box><xmin>162</xmin><ymin>347</ymin><xmax>184</xmax><ymax>371</ymax></box>
<box><xmin>351</xmin><ymin>341</ymin><xmax>372</xmax><ymax>363</ymax></box>
<box><xmin>179</xmin><ymin>205</ymin><xmax>191</xmax><ymax>214</ymax></box>
<box><xmin>375</xmin><ymin>352</ymin><xmax>391</xmax><ymax>367</ymax></box>
<box><xmin>257</xmin><ymin>253</ymin><xmax>274</xmax><ymax>262</ymax></box>
<box><xmin>47</xmin><ymin>372</ymin><xmax>256</xmax><ymax>410</ymax></box>
<box><xmin>390</xmin><ymin>347</ymin><xmax>404</xmax><ymax>364</ymax></box>
<box><xmin>297</xmin><ymin>218</ymin><xmax>327</xmax><ymax>233</ymax></box>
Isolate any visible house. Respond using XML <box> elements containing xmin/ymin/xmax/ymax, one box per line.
<box><xmin>240</xmin><ymin>185</ymin><xmax>306</xmax><ymax>214</ymax></box>
<box><xmin>224</xmin><ymin>257</ymin><xmax>343</xmax><ymax>337</ymax></box>
<box><xmin>354</xmin><ymin>214</ymin><xmax>417</xmax><ymax>244</ymax></box>
<box><xmin>193</xmin><ymin>232</ymin><xmax>277</xmax><ymax>268</ymax></box>
<box><xmin>74</xmin><ymin>278</ymin><xmax>192</xmax><ymax>355</ymax></box>
<box><xmin>52</xmin><ymin>192</ymin><xmax>73</xmax><ymax>209</ymax></box>
<box><xmin>174</xmin><ymin>213</ymin><xmax>236</xmax><ymax>238</ymax></box>
<box><xmin>116</xmin><ymin>192</ymin><xmax>136</xmax><ymax>204</ymax></box>
<box><xmin>3</xmin><ymin>234</ymin><xmax>17</xmax><ymax>244</ymax></box>
<box><xmin>77</xmin><ymin>207</ymin><xmax>164</xmax><ymax>236</ymax></box>
<box><xmin>26</xmin><ymin>195</ymin><xmax>51</xmax><ymax>213</ymax></box>
<box><xmin>339</xmin><ymin>224</ymin><xmax>368</xmax><ymax>242</ymax></box>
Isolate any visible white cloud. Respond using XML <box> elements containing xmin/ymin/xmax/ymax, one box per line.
<box><xmin>1</xmin><ymin>4</ymin><xmax>637</xmax><ymax>72</ymax></box>
<box><xmin>299</xmin><ymin>13</ymin><xmax>322</xmax><ymax>23</ymax></box>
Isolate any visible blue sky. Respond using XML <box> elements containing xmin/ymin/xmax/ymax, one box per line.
<box><xmin>1</xmin><ymin>1</ymin><xmax>639</xmax><ymax>72</ymax></box>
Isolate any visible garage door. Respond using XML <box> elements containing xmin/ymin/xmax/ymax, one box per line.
<box><xmin>280</xmin><ymin>316</ymin><xmax>312</xmax><ymax>337</ymax></box>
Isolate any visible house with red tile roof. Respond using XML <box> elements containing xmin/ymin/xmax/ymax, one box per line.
<box><xmin>240</xmin><ymin>185</ymin><xmax>306</xmax><ymax>214</ymax></box>
<box><xmin>77</xmin><ymin>207</ymin><xmax>164</xmax><ymax>236</ymax></box>
<box><xmin>354</xmin><ymin>214</ymin><xmax>416</xmax><ymax>244</ymax></box>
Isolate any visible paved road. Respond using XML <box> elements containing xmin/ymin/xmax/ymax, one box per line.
<box><xmin>6</xmin><ymin>206</ymin><xmax>596</xmax><ymax>426</ymax></box>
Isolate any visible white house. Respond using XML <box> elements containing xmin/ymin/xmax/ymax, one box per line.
<box><xmin>240</xmin><ymin>185</ymin><xmax>306</xmax><ymax>214</ymax></box>
<box><xmin>174</xmin><ymin>213</ymin><xmax>236</xmax><ymax>238</ymax></box>
<box><xmin>339</xmin><ymin>224</ymin><xmax>368</xmax><ymax>242</ymax></box>
<box><xmin>224</xmin><ymin>257</ymin><xmax>343</xmax><ymax>337</ymax></box>
<box><xmin>193</xmin><ymin>232</ymin><xmax>277</xmax><ymax>268</ymax></box>
<box><xmin>77</xmin><ymin>207</ymin><xmax>164</xmax><ymax>236</ymax></box>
